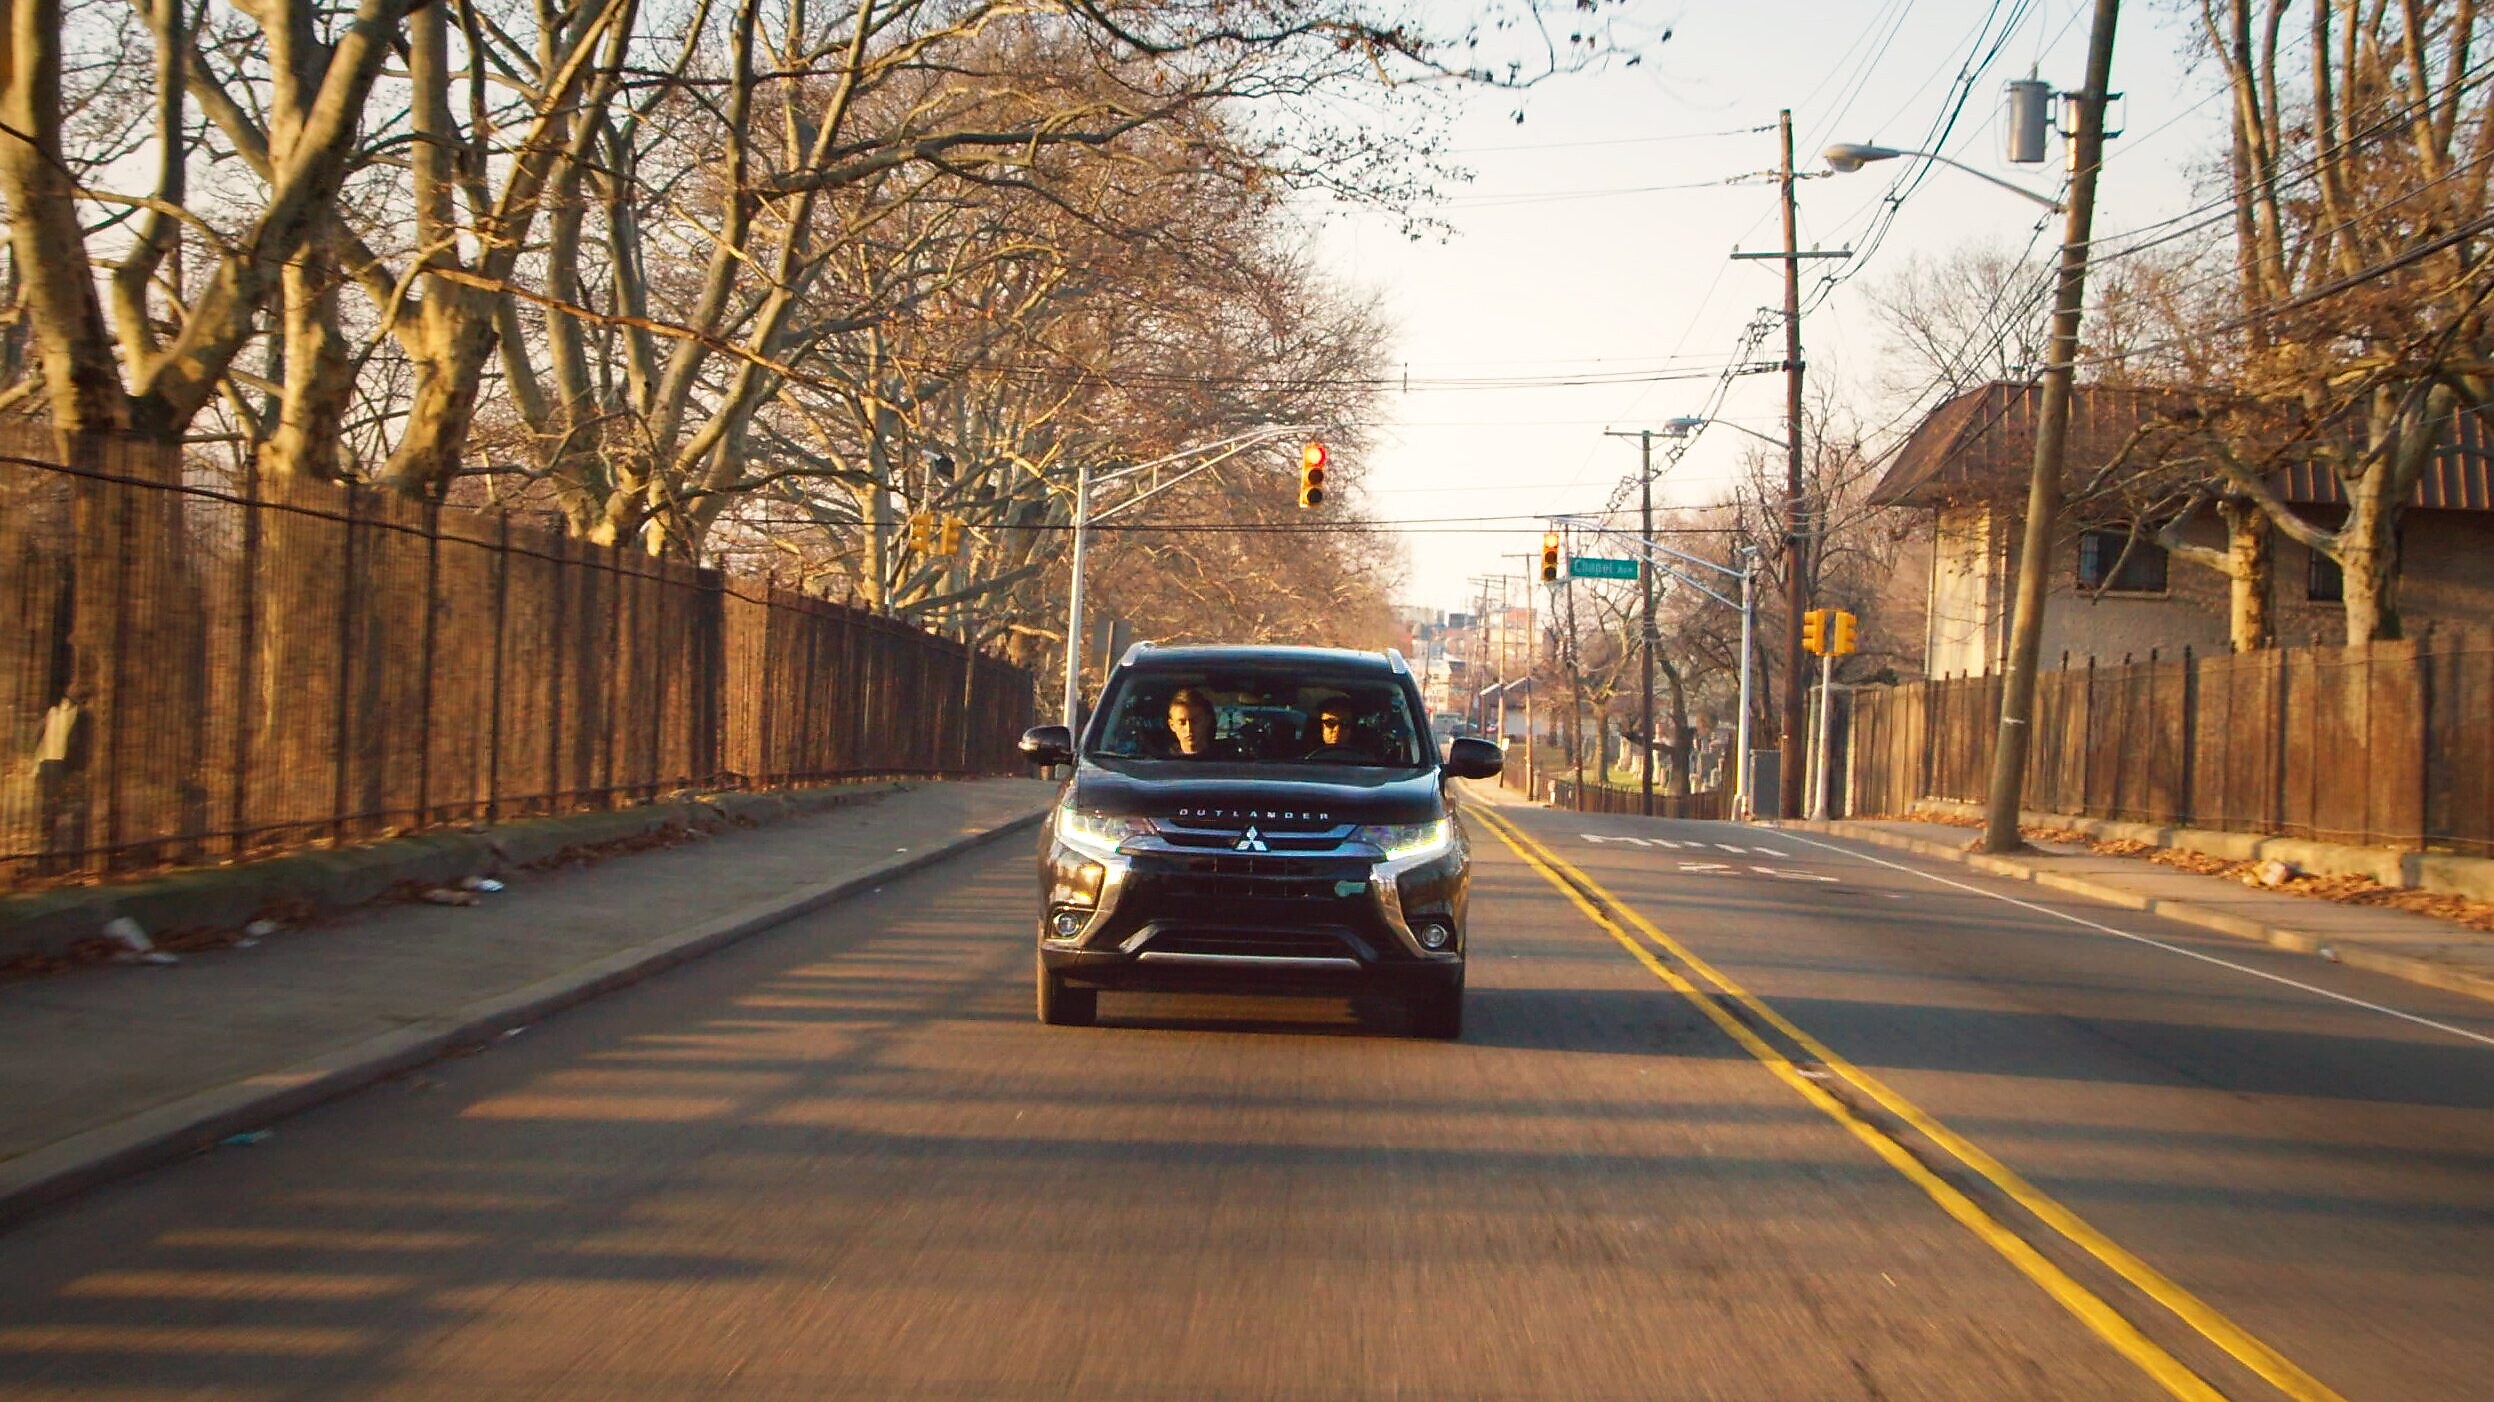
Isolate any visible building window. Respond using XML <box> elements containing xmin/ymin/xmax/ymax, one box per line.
<box><xmin>2077</xmin><ymin>530</ymin><xmax>2168</xmax><ymax>594</ymax></box>
<box><xmin>2308</xmin><ymin>548</ymin><xmax>2344</xmax><ymax>602</ymax></box>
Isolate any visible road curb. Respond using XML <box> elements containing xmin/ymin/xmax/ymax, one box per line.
<box><xmin>0</xmin><ymin>807</ymin><xmax>1047</xmax><ymax>1231</ymax></box>
<box><xmin>0</xmin><ymin>782</ymin><xmax>919</xmax><ymax>966</ymax></box>
<box><xmin>1784</xmin><ymin>820</ymin><xmax>2494</xmax><ymax>1008</ymax></box>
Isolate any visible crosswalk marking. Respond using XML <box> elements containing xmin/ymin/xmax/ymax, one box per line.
<box><xmin>1573</xmin><ymin>834</ymin><xmax>1816</xmax><ymax>874</ymax></box>
<box><xmin>1753</xmin><ymin>865</ymin><xmax>1838</xmax><ymax>882</ymax></box>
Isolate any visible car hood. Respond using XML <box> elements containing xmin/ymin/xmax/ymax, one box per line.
<box><xmin>1069</xmin><ymin>756</ymin><xmax>1444</xmax><ymax>825</ymax></box>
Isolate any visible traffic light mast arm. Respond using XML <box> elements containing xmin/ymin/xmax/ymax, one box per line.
<box><xmin>1087</xmin><ymin>424</ymin><xmax>1320</xmax><ymax>523</ymax></box>
<box><xmin>1551</xmin><ymin>518</ymin><xmax>1744</xmax><ymax>609</ymax></box>
<box><xmin>1551</xmin><ymin>514</ymin><xmax>1749</xmax><ymax>585</ymax></box>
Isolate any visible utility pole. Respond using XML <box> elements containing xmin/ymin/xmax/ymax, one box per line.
<box><xmin>1468</xmin><ymin>575</ymin><xmax>1503</xmax><ymax>735</ymax></box>
<box><xmin>1604</xmin><ymin>429</ymin><xmax>1660</xmax><ymax>817</ymax></box>
<box><xmin>1775</xmin><ymin>109</ymin><xmax>1808</xmax><ymax>820</ymax></box>
<box><xmin>1732</xmin><ymin>111</ymin><xmax>1848</xmax><ymax>817</ymax></box>
<box><xmin>1983</xmin><ymin>0</ymin><xmax>2121</xmax><ymax>853</ymax></box>
<box><xmin>1524</xmin><ymin>580</ymin><xmax>1537</xmax><ymax>794</ymax></box>
<box><xmin>1495</xmin><ymin>553</ymin><xmax>1541</xmax><ymax>795</ymax></box>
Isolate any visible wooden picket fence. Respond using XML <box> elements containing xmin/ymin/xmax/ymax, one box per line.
<box><xmin>1843</xmin><ymin>633</ymin><xmax>2494</xmax><ymax>855</ymax></box>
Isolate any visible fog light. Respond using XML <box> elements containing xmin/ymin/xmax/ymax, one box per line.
<box><xmin>1050</xmin><ymin>910</ymin><xmax>1087</xmax><ymax>940</ymax></box>
<box><xmin>1416</xmin><ymin>921</ymin><xmax>1454</xmax><ymax>951</ymax></box>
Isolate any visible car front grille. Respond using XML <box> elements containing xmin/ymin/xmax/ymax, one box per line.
<box><xmin>1145</xmin><ymin>929</ymin><xmax>1352</xmax><ymax>960</ymax></box>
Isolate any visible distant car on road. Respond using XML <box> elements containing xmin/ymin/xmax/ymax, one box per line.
<box><xmin>1017</xmin><ymin>644</ymin><xmax>1502</xmax><ymax>1037</ymax></box>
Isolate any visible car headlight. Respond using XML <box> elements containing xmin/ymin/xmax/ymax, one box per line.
<box><xmin>1056</xmin><ymin>806</ymin><xmax>1152</xmax><ymax>860</ymax></box>
<box><xmin>1358</xmin><ymin>817</ymin><xmax>1454</xmax><ymax>862</ymax></box>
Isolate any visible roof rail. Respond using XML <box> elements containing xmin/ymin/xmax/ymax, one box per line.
<box><xmin>1115</xmin><ymin>640</ymin><xmax>1156</xmax><ymax>669</ymax></box>
<box><xmin>1384</xmin><ymin>648</ymin><xmax>1410</xmax><ymax>676</ymax></box>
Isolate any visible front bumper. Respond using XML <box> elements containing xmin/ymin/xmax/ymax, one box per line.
<box><xmin>1037</xmin><ymin>836</ymin><xmax>1466</xmax><ymax>994</ymax></box>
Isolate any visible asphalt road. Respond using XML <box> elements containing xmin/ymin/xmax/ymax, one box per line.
<box><xmin>0</xmin><ymin>801</ymin><xmax>2488</xmax><ymax>1399</ymax></box>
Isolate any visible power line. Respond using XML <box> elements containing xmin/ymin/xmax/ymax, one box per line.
<box><xmin>1444</xmin><ymin>123</ymin><xmax>1776</xmax><ymax>155</ymax></box>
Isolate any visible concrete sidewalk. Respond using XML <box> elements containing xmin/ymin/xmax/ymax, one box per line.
<box><xmin>0</xmin><ymin>777</ymin><xmax>1055</xmax><ymax>1225</ymax></box>
<box><xmin>1455</xmin><ymin>777</ymin><xmax>1541</xmax><ymax>809</ymax></box>
<box><xmin>1791</xmin><ymin>817</ymin><xmax>2494</xmax><ymax>1006</ymax></box>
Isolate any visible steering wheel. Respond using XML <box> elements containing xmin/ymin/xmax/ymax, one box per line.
<box><xmin>1302</xmin><ymin>744</ymin><xmax>1369</xmax><ymax>761</ymax></box>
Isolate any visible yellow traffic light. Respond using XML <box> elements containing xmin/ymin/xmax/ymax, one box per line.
<box><xmin>1801</xmin><ymin>607</ymin><xmax>1827</xmax><ymax>656</ymax></box>
<box><xmin>1830</xmin><ymin>609</ymin><xmax>1858</xmax><ymax>657</ymax></box>
<box><xmin>1539</xmin><ymin>531</ymin><xmax>1561</xmax><ymax>583</ymax></box>
<box><xmin>1298</xmin><ymin>441</ymin><xmax>1328</xmax><ymax>508</ymax></box>
<box><xmin>906</xmin><ymin>511</ymin><xmax>933</xmax><ymax>552</ymax></box>
<box><xmin>939</xmin><ymin>515</ymin><xmax>964</xmax><ymax>555</ymax></box>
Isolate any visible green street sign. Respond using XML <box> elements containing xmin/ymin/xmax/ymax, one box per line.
<box><xmin>1568</xmin><ymin>555</ymin><xmax>1639</xmax><ymax>581</ymax></box>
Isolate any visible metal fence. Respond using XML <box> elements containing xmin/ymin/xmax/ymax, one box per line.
<box><xmin>1545</xmin><ymin>778</ymin><xmax>1726</xmax><ymax>819</ymax></box>
<box><xmin>1843</xmin><ymin>632</ymin><xmax>2494</xmax><ymax>855</ymax></box>
<box><xmin>0</xmin><ymin>431</ymin><xmax>1033</xmax><ymax>889</ymax></box>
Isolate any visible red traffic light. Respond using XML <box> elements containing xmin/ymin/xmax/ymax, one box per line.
<box><xmin>1302</xmin><ymin>441</ymin><xmax>1329</xmax><ymax>471</ymax></box>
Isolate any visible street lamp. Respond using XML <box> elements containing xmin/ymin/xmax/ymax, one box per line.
<box><xmin>1664</xmin><ymin>416</ymin><xmax>1789</xmax><ymax>449</ymax></box>
<box><xmin>1821</xmin><ymin>143</ymin><xmax>2064</xmax><ymax>212</ymax></box>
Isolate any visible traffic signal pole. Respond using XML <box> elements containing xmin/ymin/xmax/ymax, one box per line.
<box><xmin>1060</xmin><ymin>424</ymin><xmax>1320</xmax><ymax>732</ymax></box>
<box><xmin>1603</xmin><ymin>429</ymin><xmax>1660</xmax><ymax>817</ymax></box>
<box><xmin>1061</xmin><ymin>458</ymin><xmax>1091</xmax><ymax>732</ymax></box>
<box><xmin>1553</xmin><ymin>515</ymin><xmax>1757</xmax><ymax>821</ymax></box>
<box><xmin>1810</xmin><ymin>647</ymin><xmax>1835</xmax><ymax>820</ymax></box>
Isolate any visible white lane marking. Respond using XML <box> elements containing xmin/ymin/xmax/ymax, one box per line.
<box><xmin>1716</xmin><ymin>843</ymin><xmax>1748</xmax><ymax>854</ymax></box>
<box><xmin>1779</xmin><ymin>830</ymin><xmax>2494</xmax><ymax>1051</ymax></box>
<box><xmin>1751</xmin><ymin>846</ymin><xmax>1792</xmax><ymax>858</ymax></box>
<box><xmin>1679</xmin><ymin>862</ymin><xmax>1732</xmax><ymax>874</ymax></box>
<box><xmin>1582</xmin><ymin>834</ymin><xmax>1652</xmax><ymax>846</ymax></box>
<box><xmin>1753</xmin><ymin>865</ymin><xmax>1839</xmax><ymax>882</ymax></box>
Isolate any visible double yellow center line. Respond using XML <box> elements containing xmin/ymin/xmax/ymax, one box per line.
<box><xmin>1466</xmin><ymin>805</ymin><xmax>2342</xmax><ymax>1402</ymax></box>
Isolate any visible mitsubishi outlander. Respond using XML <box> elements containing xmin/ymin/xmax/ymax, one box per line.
<box><xmin>1017</xmin><ymin>644</ymin><xmax>1502</xmax><ymax>1038</ymax></box>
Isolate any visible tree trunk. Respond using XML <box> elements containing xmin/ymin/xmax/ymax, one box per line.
<box><xmin>2338</xmin><ymin>484</ymin><xmax>2401</xmax><ymax>645</ymax></box>
<box><xmin>0</xmin><ymin>0</ymin><xmax>127</xmax><ymax>432</ymax></box>
<box><xmin>2218</xmin><ymin>498</ymin><xmax>2273</xmax><ymax>651</ymax></box>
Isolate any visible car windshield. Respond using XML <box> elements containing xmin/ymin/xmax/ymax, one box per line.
<box><xmin>1090</xmin><ymin>670</ymin><xmax>1429</xmax><ymax>768</ymax></box>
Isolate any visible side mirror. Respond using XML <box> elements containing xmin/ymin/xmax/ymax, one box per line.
<box><xmin>1443</xmin><ymin>735</ymin><xmax>1504</xmax><ymax>781</ymax></box>
<box><xmin>1018</xmin><ymin>725</ymin><xmax>1074</xmax><ymax>768</ymax></box>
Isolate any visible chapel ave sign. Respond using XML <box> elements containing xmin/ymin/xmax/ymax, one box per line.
<box><xmin>1567</xmin><ymin>556</ymin><xmax>1639</xmax><ymax>581</ymax></box>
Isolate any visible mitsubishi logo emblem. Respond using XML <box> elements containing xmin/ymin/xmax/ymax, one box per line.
<box><xmin>1234</xmin><ymin>825</ymin><xmax>1270</xmax><ymax>853</ymax></box>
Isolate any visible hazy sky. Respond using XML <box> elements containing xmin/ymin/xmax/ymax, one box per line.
<box><xmin>1310</xmin><ymin>0</ymin><xmax>2227</xmax><ymax>613</ymax></box>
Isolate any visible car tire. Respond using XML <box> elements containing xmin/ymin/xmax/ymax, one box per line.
<box><xmin>1037</xmin><ymin>958</ymin><xmax>1096</xmax><ymax>1027</ymax></box>
<box><xmin>1411</xmin><ymin>985</ymin><xmax>1463</xmax><ymax>1040</ymax></box>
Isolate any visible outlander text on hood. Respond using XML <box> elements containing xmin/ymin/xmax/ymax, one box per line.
<box><xmin>1017</xmin><ymin>644</ymin><xmax>1502</xmax><ymax>1038</ymax></box>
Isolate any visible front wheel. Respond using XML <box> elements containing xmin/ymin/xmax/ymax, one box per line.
<box><xmin>1036</xmin><ymin>957</ymin><xmax>1096</xmax><ymax>1027</ymax></box>
<box><xmin>1410</xmin><ymin>984</ymin><xmax>1463</xmax><ymax>1040</ymax></box>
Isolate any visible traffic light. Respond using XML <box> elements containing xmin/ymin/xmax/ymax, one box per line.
<box><xmin>1298</xmin><ymin>440</ymin><xmax>1328</xmax><ymax>508</ymax></box>
<box><xmin>1540</xmin><ymin>531</ymin><xmax>1561</xmax><ymax>583</ymax></box>
<box><xmin>1801</xmin><ymin>607</ymin><xmax>1828</xmax><ymax>656</ymax></box>
<box><xmin>906</xmin><ymin>511</ymin><xmax>933</xmax><ymax>552</ymax></box>
<box><xmin>1829</xmin><ymin>609</ymin><xmax>1858</xmax><ymax>657</ymax></box>
<box><xmin>937</xmin><ymin>515</ymin><xmax>964</xmax><ymax>555</ymax></box>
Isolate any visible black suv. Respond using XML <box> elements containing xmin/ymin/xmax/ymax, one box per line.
<box><xmin>1017</xmin><ymin>644</ymin><xmax>1502</xmax><ymax>1037</ymax></box>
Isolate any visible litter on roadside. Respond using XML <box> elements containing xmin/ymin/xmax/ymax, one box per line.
<box><xmin>102</xmin><ymin>917</ymin><xmax>180</xmax><ymax>965</ymax></box>
<box><xmin>219</xmin><ymin>1130</ymin><xmax>272</xmax><ymax>1147</ymax></box>
<box><xmin>459</xmin><ymin>875</ymin><xmax>506</xmax><ymax>893</ymax></box>
<box><xmin>419</xmin><ymin>887</ymin><xmax>482</xmax><ymax>906</ymax></box>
